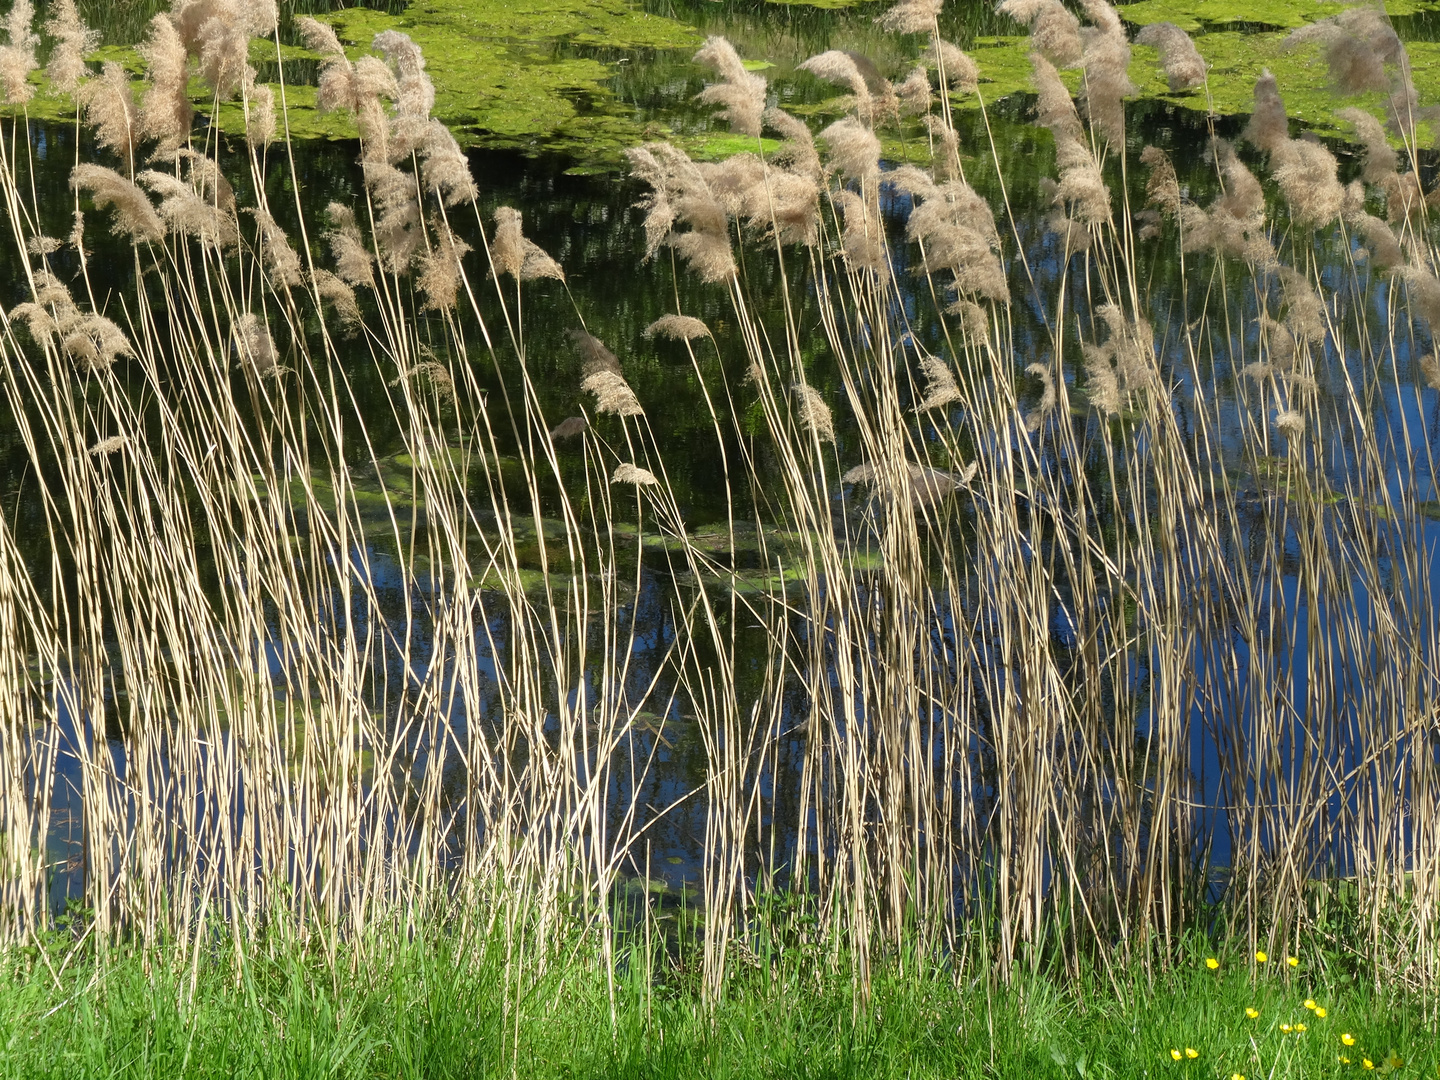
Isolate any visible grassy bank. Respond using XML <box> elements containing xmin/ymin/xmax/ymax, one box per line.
<box><xmin>2</xmin><ymin>927</ymin><xmax>1433</xmax><ymax>1079</ymax></box>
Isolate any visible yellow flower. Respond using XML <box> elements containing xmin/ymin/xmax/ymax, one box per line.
<box><xmin>1363</xmin><ymin>1059</ymin><xmax>1374</xmax><ymax>1070</ymax></box>
<box><xmin>1296</xmin><ymin>1023</ymin><xmax>1308</xmax><ymax>1032</ymax></box>
<box><xmin>1305</xmin><ymin>1000</ymin><xmax>1317</xmax><ymax>1010</ymax></box>
<box><xmin>1340</xmin><ymin>1057</ymin><xmax>1351</xmax><ymax>1065</ymax></box>
<box><xmin>1281</xmin><ymin>1024</ymin><xmax>1292</xmax><ymax>1034</ymax></box>
<box><xmin>1287</xmin><ymin>956</ymin><xmax>1299</xmax><ymax>967</ymax></box>
<box><xmin>1245</xmin><ymin>1008</ymin><xmax>1259</xmax><ymax>1019</ymax></box>
<box><xmin>1342</xmin><ymin>1034</ymin><xmax>1357</xmax><ymax>1046</ymax></box>
<box><xmin>1231</xmin><ymin>1074</ymin><xmax>1245</xmax><ymax>1080</ymax></box>
<box><xmin>1170</xmin><ymin>1049</ymin><xmax>1183</xmax><ymax>1061</ymax></box>
<box><xmin>1255</xmin><ymin>951</ymin><xmax>1268</xmax><ymax>963</ymax></box>
<box><xmin>1185</xmin><ymin>1048</ymin><xmax>1199</xmax><ymax>1060</ymax></box>
<box><xmin>1206</xmin><ymin>957</ymin><xmax>1220</xmax><ymax>970</ymax></box>
<box><xmin>1315</xmin><ymin>1007</ymin><xmax>1327</xmax><ymax>1018</ymax></box>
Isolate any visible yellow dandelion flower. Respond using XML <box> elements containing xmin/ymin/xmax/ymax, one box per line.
<box><xmin>1281</xmin><ymin>1024</ymin><xmax>1292</xmax><ymax>1034</ymax></box>
<box><xmin>1296</xmin><ymin>1023</ymin><xmax>1308</xmax><ymax>1032</ymax></box>
<box><xmin>1245</xmin><ymin>1008</ymin><xmax>1259</xmax><ymax>1019</ymax></box>
<box><xmin>1305</xmin><ymin>1000</ymin><xmax>1317</xmax><ymax>1010</ymax></box>
<box><xmin>1288</xmin><ymin>956</ymin><xmax>1299</xmax><ymax>967</ymax></box>
<box><xmin>1232</xmin><ymin>1074</ymin><xmax>1245</xmax><ymax>1080</ymax></box>
<box><xmin>1342</xmin><ymin>1034</ymin><xmax>1356</xmax><ymax>1046</ymax></box>
<box><xmin>1363</xmin><ymin>1059</ymin><xmax>1374</xmax><ymax>1070</ymax></box>
<box><xmin>1315</xmin><ymin>1007</ymin><xmax>1327</xmax><ymax>1018</ymax></box>
<box><xmin>1170</xmin><ymin>1049</ymin><xmax>1183</xmax><ymax>1061</ymax></box>
<box><xmin>1205</xmin><ymin>957</ymin><xmax>1219</xmax><ymax>969</ymax></box>
<box><xmin>1185</xmin><ymin>1048</ymin><xmax>1199</xmax><ymax>1059</ymax></box>
<box><xmin>1256</xmin><ymin>951</ymin><xmax>1268</xmax><ymax>963</ymax></box>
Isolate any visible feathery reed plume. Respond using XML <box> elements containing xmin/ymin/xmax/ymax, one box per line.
<box><xmin>391</xmin><ymin>359</ymin><xmax>455</xmax><ymax>402</ymax></box>
<box><xmin>419</xmin><ymin>120</ymin><xmax>477</xmax><ymax>206</ymax></box>
<box><xmin>924</xmin><ymin>115</ymin><xmax>962</xmax><ymax>180</ymax></box>
<box><xmin>87</xmin><ymin>435</ymin><xmax>127</xmax><ymax>456</ymax></box>
<box><xmin>1274</xmin><ymin>408</ymin><xmax>1306</xmax><ymax>440</ymax></box>
<box><xmin>699</xmin><ymin>152</ymin><xmax>765</xmax><ymax>218</ymax></box>
<box><xmin>25</xmin><ymin>234</ymin><xmax>60</xmax><ymax>255</ymax></box>
<box><xmin>177</xmin><ymin>148</ymin><xmax>235</xmax><ymax>211</ymax></box>
<box><xmin>549</xmin><ymin>416</ymin><xmax>588</xmax><ymax>440</ymax></box>
<box><xmin>876</xmin><ymin>0</ymin><xmax>942</xmax><ymax>33</ymax></box>
<box><xmin>1270</xmin><ymin>134</ymin><xmax>1344</xmax><ymax>231</ymax></box>
<box><xmin>1417</xmin><ymin>352</ymin><xmax>1440</xmax><ymax>391</ymax></box>
<box><xmin>1402</xmin><ymin>266</ymin><xmax>1440</xmax><ymax>333</ymax></box>
<box><xmin>625</xmin><ymin>143</ymin><xmax>735</xmax><ymax>282</ymax></box>
<box><xmin>997</xmin><ymin>0</ymin><xmax>1082</xmax><ymax>67</ymax></box>
<box><xmin>1135</xmin><ymin>22</ymin><xmax>1206</xmax><ymax>91</ymax></box>
<box><xmin>247</xmin><ymin>207</ymin><xmax>302</xmax><ymax>287</ymax></box>
<box><xmin>832</xmin><ymin>189</ymin><xmax>886</xmax><ymax>272</ymax></box>
<box><xmin>926</xmin><ymin>41</ymin><xmax>979</xmax><ymax>94</ymax></box>
<box><xmin>1277</xmin><ymin>266</ymin><xmax>1326</xmax><ymax>344</ymax></box>
<box><xmin>1044</xmin><ymin>209</ymin><xmax>1092</xmax><ymax>257</ymax></box>
<box><xmin>895</xmin><ymin>66</ymin><xmax>931</xmax><ymax>115</ymax></box>
<box><xmin>234</xmin><ymin>311</ymin><xmax>279</xmax><ymax>376</ymax></box>
<box><xmin>1350</xmin><ymin>211</ymin><xmax>1404</xmax><ymax>269</ymax></box>
<box><xmin>1337</xmin><ymin>106</ymin><xmax>1426</xmax><ymax>222</ymax></box>
<box><xmin>43</xmin><ymin>0</ymin><xmax>95</xmax><ymax>97</ymax></box>
<box><xmin>310</xmin><ymin>268</ymin><xmax>361</xmax><ymax>333</ymax></box>
<box><xmin>324</xmin><ymin>202</ymin><xmax>376</xmax><ymax>288</ymax></box>
<box><xmin>1285</xmin><ymin>6</ymin><xmax>1402</xmax><ymax>94</ymax></box>
<box><xmin>740</xmin><ymin>168</ymin><xmax>821</xmax><ymax>247</ymax></box>
<box><xmin>1076</xmin><ymin>0</ymin><xmax>1134</xmax><ymax>144</ymax></box>
<box><xmin>374</xmin><ymin>30</ymin><xmax>434</xmax><ymax>159</ymax></box>
<box><xmin>916</xmin><ymin>353</ymin><xmax>963</xmax><ymax>411</ymax></box>
<box><xmin>1031</xmin><ymin>54</ymin><xmax>1111</xmax><ymax>224</ymax></box>
<box><xmin>416</xmin><ymin>219</ymin><xmax>471</xmax><ymax>310</ymax></box>
<box><xmin>10</xmin><ymin>271</ymin><xmax>134</xmax><ymax>371</ymax></box>
<box><xmin>71</xmin><ymin>164</ymin><xmax>162</xmax><ymax>243</ymax></box>
<box><xmin>1083</xmin><ymin>303</ymin><xmax>1156</xmax><ymax>416</ymax></box>
<box><xmin>765</xmin><ymin>107</ymin><xmax>821</xmax><ymax>181</ymax></box>
<box><xmin>363</xmin><ymin>161</ymin><xmax>424</xmax><ymax>272</ymax></box>
<box><xmin>301</xmin><ymin>16</ymin><xmax>397</xmax><ymax>160</ymax></box>
<box><xmin>1243</xmin><ymin>69</ymin><xmax>1289</xmax><ymax>153</ymax></box>
<box><xmin>612</xmin><ymin>463</ymin><xmax>658</xmax><ymax>486</ymax></box>
<box><xmin>645</xmin><ymin>314</ymin><xmax>711</xmax><ymax>341</ymax></box>
<box><xmin>1024</xmin><ymin>361</ymin><xmax>1057</xmax><ymax>431</ymax></box>
<box><xmin>586</xmin><ymin>371</ymin><xmax>644</xmax><ymax>417</ymax></box>
<box><xmin>947</xmin><ymin>296</ymin><xmax>989</xmax><ymax>337</ymax></box>
<box><xmin>137</xmin><ymin>169</ymin><xmax>239</xmax><ymax>249</ymax></box>
<box><xmin>819</xmin><ymin>116</ymin><xmax>880</xmax><ymax>184</ymax></box>
<box><xmin>244</xmin><ymin>70</ymin><xmax>275</xmax><ymax>148</ymax></box>
<box><xmin>1140</xmin><ymin>144</ymin><xmax>1181</xmax><ymax>217</ymax></box>
<box><xmin>799</xmin><ymin>50</ymin><xmax>873</xmax><ymax>125</ymax></box>
<box><xmin>137</xmin><ymin>15</ymin><xmax>192</xmax><ymax>152</ymax></box>
<box><xmin>80</xmin><ymin>62</ymin><xmax>138</xmax><ymax>164</ymax></box>
<box><xmin>694</xmin><ymin>36</ymin><xmax>766</xmax><ymax>138</ymax></box>
<box><xmin>0</xmin><ymin>0</ymin><xmax>38</xmax><ymax>104</ymax></box>
<box><xmin>793</xmin><ymin>383</ymin><xmax>835</xmax><ymax>443</ymax></box>
<box><xmin>844</xmin><ymin>461</ymin><xmax>974</xmax><ymax>507</ymax></box>
<box><xmin>891</xmin><ymin>165</ymin><xmax>1009</xmax><ymax>302</ymax></box>
<box><xmin>172</xmin><ymin>0</ymin><xmax>272</xmax><ymax>99</ymax></box>
<box><xmin>490</xmin><ymin>207</ymin><xmax>564</xmax><ymax>282</ymax></box>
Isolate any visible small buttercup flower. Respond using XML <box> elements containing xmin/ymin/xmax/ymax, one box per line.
<box><xmin>1185</xmin><ymin>1048</ymin><xmax>1198</xmax><ymax>1059</ymax></box>
<box><xmin>1280</xmin><ymin>1024</ymin><xmax>1292</xmax><ymax>1033</ymax></box>
<box><xmin>1295</xmin><ymin>1023</ymin><xmax>1308</xmax><ymax>1032</ymax></box>
<box><xmin>1304</xmin><ymin>1000</ymin><xmax>1317</xmax><ymax>1010</ymax></box>
<box><xmin>1287</xmin><ymin>956</ymin><xmax>1299</xmax><ymax>967</ymax></box>
<box><xmin>1315</xmin><ymin>1007</ymin><xmax>1327</xmax><ymax>1018</ymax></box>
<box><xmin>1340</xmin><ymin>1056</ymin><xmax>1351</xmax><ymax>1065</ymax></box>
<box><xmin>1342</xmin><ymin>1034</ymin><xmax>1356</xmax><ymax>1046</ymax></box>
<box><xmin>1255</xmin><ymin>951</ymin><xmax>1268</xmax><ymax>963</ymax></box>
<box><xmin>1205</xmin><ymin>957</ymin><xmax>1219</xmax><ymax>970</ymax></box>
<box><xmin>1363</xmin><ymin>1059</ymin><xmax>1374</xmax><ymax>1070</ymax></box>
<box><xmin>1170</xmin><ymin>1049</ymin><xmax>1183</xmax><ymax>1061</ymax></box>
<box><xmin>1231</xmin><ymin>1074</ymin><xmax>1244</xmax><ymax>1080</ymax></box>
<box><xmin>1245</xmin><ymin>1008</ymin><xmax>1259</xmax><ymax>1019</ymax></box>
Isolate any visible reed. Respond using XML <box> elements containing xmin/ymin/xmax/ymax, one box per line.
<box><xmin>0</xmin><ymin>0</ymin><xmax>1436</xmax><ymax>1043</ymax></box>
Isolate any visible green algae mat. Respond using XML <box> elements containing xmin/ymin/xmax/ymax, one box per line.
<box><xmin>12</xmin><ymin>0</ymin><xmax>1440</xmax><ymax>167</ymax></box>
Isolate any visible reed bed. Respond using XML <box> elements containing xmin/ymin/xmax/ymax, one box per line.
<box><xmin>0</xmin><ymin>0</ymin><xmax>1436</xmax><ymax>1023</ymax></box>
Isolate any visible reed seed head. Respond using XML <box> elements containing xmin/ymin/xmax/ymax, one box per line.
<box><xmin>0</xmin><ymin>0</ymin><xmax>39</xmax><ymax>105</ymax></box>
<box><xmin>819</xmin><ymin>116</ymin><xmax>880</xmax><ymax>184</ymax></box>
<box><xmin>1135</xmin><ymin>22</ymin><xmax>1206</xmax><ymax>92</ymax></box>
<box><xmin>71</xmin><ymin>163</ymin><xmax>163</xmax><ymax>243</ymax></box>
<box><xmin>325</xmin><ymin>202</ymin><xmax>376</xmax><ymax>288</ymax></box>
<box><xmin>799</xmin><ymin>51</ymin><xmax>873</xmax><ymax>126</ymax></box>
<box><xmin>611</xmin><ymin>463</ymin><xmax>658</xmax><ymax>486</ymax></box>
<box><xmin>645</xmin><ymin>314</ymin><xmax>711</xmax><ymax>341</ymax></box>
<box><xmin>694</xmin><ymin>36</ymin><xmax>767</xmax><ymax>137</ymax></box>
<box><xmin>80</xmin><ymin>61</ymin><xmax>138</xmax><ymax>164</ymax></box>
<box><xmin>876</xmin><ymin>0</ymin><xmax>942</xmax><ymax>34</ymax></box>
<box><xmin>548</xmin><ymin>416</ymin><xmax>588</xmax><ymax>440</ymax></box>
<box><xmin>792</xmin><ymin>383</ymin><xmax>835</xmax><ymax>443</ymax></box>
<box><xmin>998</xmin><ymin>0</ymin><xmax>1083</xmax><ymax>67</ymax></box>
<box><xmin>43</xmin><ymin>0</ymin><xmax>96</xmax><ymax>97</ymax></box>
<box><xmin>138</xmin><ymin>15</ymin><xmax>192</xmax><ymax>152</ymax></box>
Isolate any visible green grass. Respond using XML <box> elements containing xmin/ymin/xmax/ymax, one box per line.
<box><xmin>2</xmin><ymin>927</ymin><xmax>1433</xmax><ymax>1079</ymax></box>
